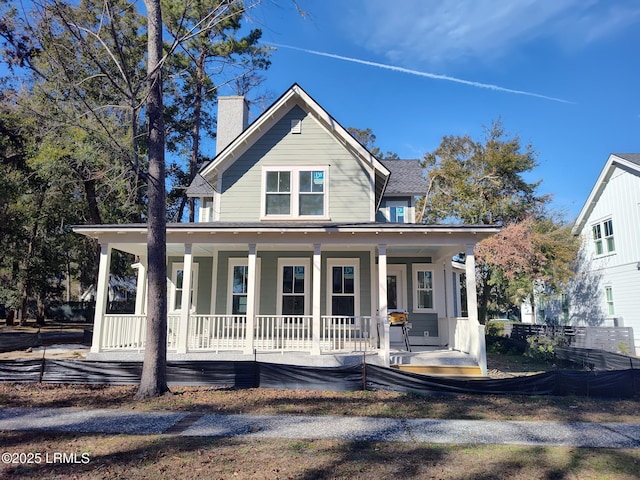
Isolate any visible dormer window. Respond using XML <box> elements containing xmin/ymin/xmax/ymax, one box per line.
<box><xmin>262</xmin><ymin>166</ymin><xmax>329</xmax><ymax>219</ymax></box>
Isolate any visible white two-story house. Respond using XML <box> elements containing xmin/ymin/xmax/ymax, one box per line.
<box><xmin>74</xmin><ymin>84</ymin><xmax>499</xmax><ymax>372</ymax></box>
<box><xmin>572</xmin><ymin>153</ymin><xmax>640</xmax><ymax>352</ymax></box>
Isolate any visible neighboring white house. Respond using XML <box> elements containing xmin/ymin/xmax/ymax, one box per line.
<box><xmin>571</xmin><ymin>153</ymin><xmax>640</xmax><ymax>351</ymax></box>
<box><xmin>74</xmin><ymin>84</ymin><xmax>499</xmax><ymax>371</ymax></box>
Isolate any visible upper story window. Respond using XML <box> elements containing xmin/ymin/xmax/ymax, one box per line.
<box><xmin>592</xmin><ymin>218</ymin><xmax>615</xmax><ymax>255</ymax></box>
<box><xmin>382</xmin><ymin>200</ymin><xmax>411</xmax><ymax>223</ymax></box>
<box><xmin>263</xmin><ymin>166</ymin><xmax>328</xmax><ymax>219</ymax></box>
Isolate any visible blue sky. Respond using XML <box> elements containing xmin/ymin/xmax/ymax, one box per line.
<box><xmin>224</xmin><ymin>0</ymin><xmax>640</xmax><ymax>221</ymax></box>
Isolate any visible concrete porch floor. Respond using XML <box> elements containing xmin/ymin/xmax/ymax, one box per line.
<box><xmin>87</xmin><ymin>343</ymin><xmax>478</xmax><ymax>369</ymax></box>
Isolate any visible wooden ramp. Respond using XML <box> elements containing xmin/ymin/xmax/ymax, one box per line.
<box><xmin>391</xmin><ymin>364</ymin><xmax>484</xmax><ymax>378</ymax></box>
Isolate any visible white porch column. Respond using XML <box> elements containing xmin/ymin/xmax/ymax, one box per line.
<box><xmin>378</xmin><ymin>244</ymin><xmax>390</xmax><ymax>366</ymax></box>
<box><xmin>132</xmin><ymin>259</ymin><xmax>147</xmax><ymax>315</ymax></box>
<box><xmin>378</xmin><ymin>244</ymin><xmax>388</xmax><ymax>318</ymax></box>
<box><xmin>91</xmin><ymin>243</ymin><xmax>111</xmax><ymax>353</ymax></box>
<box><xmin>464</xmin><ymin>245</ymin><xmax>479</xmax><ymax>325</ymax></box>
<box><xmin>444</xmin><ymin>260</ymin><xmax>454</xmax><ymax>319</ymax></box>
<box><xmin>311</xmin><ymin>244</ymin><xmax>322</xmax><ymax>355</ymax></box>
<box><xmin>465</xmin><ymin>243</ymin><xmax>487</xmax><ymax>376</ymax></box>
<box><xmin>177</xmin><ymin>244</ymin><xmax>193</xmax><ymax>354</ymax></box>
<box><xmin>244</xmin><ymin>243</ymin><xmax>257</xmax><ymax>354</ymax></box>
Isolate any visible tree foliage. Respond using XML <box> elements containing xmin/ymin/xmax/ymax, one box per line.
<box><xmin>475</xmin><ymin>216</ymin><xmax>580</xmax><ymax>322</ymax></box>
<box><xmin>347</xmin><ymin>127</ymin><xmax>399</xmax><ymax>160</ymax></box>
<box><xmin>163</xmin><ymin>0</ymin><xmax>271</xmax><ymax>221</ymax></box>
<box><xmin>418</xmin><ymin>120</ymin><xmax>547</xmax><ymax>225</ymax></box>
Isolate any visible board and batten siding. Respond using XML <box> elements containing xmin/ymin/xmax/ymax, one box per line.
<box><xmin>218</xmin><ymin>105</ymin><xmax>373</xmax><ymax>222</ymax></box>
<box><xmin>579</xmin><ymin>164</ymin><xmax>640</xmax><ymax>349</ymax></box>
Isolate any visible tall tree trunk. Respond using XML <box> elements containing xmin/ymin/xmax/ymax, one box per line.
<box><xmin>187</xmin><ymin>51</ymin><xmax>205</xmax><ymax>223</ymax></box>
<box><xmin>136</xmin><ymin>0</ymin><xmax>169</xmax><ymax>399</ymax></box>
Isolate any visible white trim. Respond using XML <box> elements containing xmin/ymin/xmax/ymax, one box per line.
<box><xmin>276</xmin><ymin>257</ymin><xmax>311</xmax><ymax>315</ymax></box>
<box><xmin>169</xmin><ymin>262</ymin><xmax>199</xmax><ymax>314</ymax></box>
<box><xmin>326</xmin><ymin>258</ymin><xmax>360</xmax><ymax>316</ymax></box>
<box><xmin>411</xmin><ymin>263</ymin><xmax>437</xmax><ymax>313</ymax></box>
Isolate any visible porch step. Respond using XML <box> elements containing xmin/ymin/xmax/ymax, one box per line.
<box><xmin>391</xmin><ymin>364</ymin><xmax>483</xmax><ymax>378</ymax></box>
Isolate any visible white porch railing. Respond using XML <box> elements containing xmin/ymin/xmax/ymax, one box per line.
<box><xmin>100</xmin><ymin>314</ymin><xmax>181</xmax><ymax>351</ymax></box>
<box><xmin>439</xmin><ymin>316</ymin><xmax>487</xmax><ymax>375</ymax></box>
<box><xmin>320</xmin><ymin>316</ymin><xmax>379</xmax><ymax>352</ymax></box>
<box><xmin>187</xmin><ymin>314</ymin><xmax>247</xmax><ymax>351</ymax></box>
<box><xmin>98</xmin><ymin>313</ymin><xmax>383</xmax><ymax>354</ymax></box>
<box><xmin>254</xmin><ymin>315</ymin><xmax>313</xmax><ymax>351</ymax></box>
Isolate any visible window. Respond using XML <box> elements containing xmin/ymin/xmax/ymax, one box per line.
<box><xmin>299</xmin><ymin>170</ymin><xmax>325</xmax><ymax>216</ymax></box>
<box><xmin>412</xmin><ymin>264</ymin><xmax>435</xmax><ymax>312</ymax></box>
<box><xmin>278</xmin><ymin>259</ymin><xmax>310</xmax><ymax>315</ymax></box>
<box><xmin>231</xmin><ymin>264</ymin><xmax>248</xmax><ymax>315</ymax></box>
<box><xmin>227</xmin><ymin>258</ymin><xmax>261</xmax><ymax>315</ymax></box>
<box><xmin>605</xmin><ymin>286</ymin><xmax>614</xmax><ymax>316</ymax></box>
<box><xmin>171</xmin><ymin>263</ymin><xmax>198</xmax><ymax>312</ymax></box>
<box><xmin>263</xmin><ymin>166</ymin><xmax>328</xmax><ymax>219</ymax></box>
<box><xmin>327</xmin><ymin>259</ymin><xmax>359</xmax><ymax>317</ymax></box>
<box><xmin>198</xmin><ymin>197</ymin><xmax>214</xmax><ymax>222</ymax></box>
<box><xmin>390</xmin><ymin>206</ymin><xmax>405</xmax><ymax>223</ymax></box>
<box><xmin>592</xmin><ymin>218</ymin><xmax>615</xmax><ymax>255</ymax></box>
<box><xmin>265</xmin><ymin>171</ymin><xmax>291</xmax><ymax>215</ymax></box>
<box><xmin>384</xmin><ymin>200</ymin><xmax>410</xmax><ymax>223</ymax></box>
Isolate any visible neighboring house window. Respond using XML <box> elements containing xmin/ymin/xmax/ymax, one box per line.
<box><xmin>327</xmin><ymin>259</ymin><xmax>359</xmax><ymax>317</ymax></box>
<box><xmin>412</xmin><ymin>264</ymin><xmax>435</xmax><ymax>312</ymax></box>
<box><xmin>278</xmin><ymin>259</ymin><xmax>310</xmax><ymax>315</ymax></box>
<box><xmin>592</xmin><ymin>219</ymin><xmax>615</xmax><ymax>254</ymax></box>
<box><xmin>263</xmin><ymin>166</ymin><xmax>328</xmax><ymax>219</ymax></box>
<box><xmin>605</xmin><ymin>286</ymin><xmax>614</xmax><ymax>316</ymax></box>
<box><xmin>171</xmin><ymin>263</ymin><xmax>198</xmax><ymax>312</ymax></box>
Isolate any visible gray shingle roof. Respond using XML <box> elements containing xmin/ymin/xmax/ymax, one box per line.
<box><xmin>185</xmin><ymin>174</ymin><xmax>215</xmax><ymax>196</ymax></box>
<box><xmin>381</xmin><ymin>159</ymin><xmax>425</xmax><ymax>196</ymax></box>
<box><xmin>614</xmin><ymin>153</ymin><xmax>640</xmax><ymax>166</ymax></box>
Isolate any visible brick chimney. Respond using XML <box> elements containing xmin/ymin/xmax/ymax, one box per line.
<box><xmin>216</xmin><ymin>96</ymin><xmax>249</xmax><ymax>155</ymax></box>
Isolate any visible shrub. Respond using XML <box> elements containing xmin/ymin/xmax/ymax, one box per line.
<box><xmin>525</xmin><ymin>335</ymin><xmax>566</xmax><ymax>362</ymax></box>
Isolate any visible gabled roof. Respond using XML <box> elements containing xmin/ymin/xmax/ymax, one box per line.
<box><xmin>382</xmin><ymin>159</ymin><xmax>425</xmax><ymax>196</ymax></box>
<box><xmin>572</xmin><ymin>153</ymin><xmax>640</xmax><ymax>235</ymax></box>
<box><xmin>185</xmin><ymin>173</ymin><xmax>215</xmax><ymax>197</ymax></box>
<box><xmin>198</xmin><ymin>83</ymin><xmax>391</xmax><ymax>208</ymax></box>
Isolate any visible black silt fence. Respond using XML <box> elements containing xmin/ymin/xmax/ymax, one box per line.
<box><xmin>1</xmin><ymin>359</ymin><xmax>639</xmax><ymax>398</ymax></box>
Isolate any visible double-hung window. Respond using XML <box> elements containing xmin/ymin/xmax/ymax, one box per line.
<box><xmin>412</xmin><ymin>264</ymin><xmax>435</xmax><ymax>312</ymax></box>
<box><xmin>278</xmin><ymin>259</ymin><xmax>310</xmax><ymax>316</ymax></box>
<box><xmin>592</xmin><ymin>218</ymin><xmax>615</xmax><ymax>255</ymax></box>
<box><xmin>263</xmin><ymin>167</ymin><xmax>328</xmax><ymax>219</ymax></box>
<box><xmin>171</xmin><ymin>263</ymin><xmax>198</xmax><ymax>312</ymax></box>
<box><xmin>227</xmin><ymin>258</ymin><xmax>261</xmax><ymax>316</ymax></box>
<box><xmin>327</xmin><ymin>259</ymin><xmax>359</xmax><ymax>318</ymax></box>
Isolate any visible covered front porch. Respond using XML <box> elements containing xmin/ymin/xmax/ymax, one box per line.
<box><xmin>76</xmin><ymin>223</ymin><xmax>498</xmax><ymax>375</ymax></box>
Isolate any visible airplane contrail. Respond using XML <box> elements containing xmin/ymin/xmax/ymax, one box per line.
<box><xmin>270</xmin><ymin>43</ymin><xmax>574</xmax><ymax>104</ymax></box>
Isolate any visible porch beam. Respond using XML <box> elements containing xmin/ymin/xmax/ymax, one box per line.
<box><xmin>244</xmin><ymin>243</ymin><xmax>257</xmax><ymax>354</ymax></box>
<box><xmin>177</xmin><ymin>244</ymin><xmax>193</xmax><ymax>354</ymax></box>
<box><xmin>311</xmin><ymin>244</ymin><xmax>322</xmax><ymax>355</ymax></box>
<box><xmin>91</xmin><ymin>243</ymin><xmax>111</xmax><ymax>353</ymax></box>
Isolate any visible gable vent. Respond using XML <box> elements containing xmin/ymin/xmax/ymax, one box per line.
<box><xmin>291</xmin><ymin>119</ymin><xmax>302</xmax><ymax>134</ymax></box>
